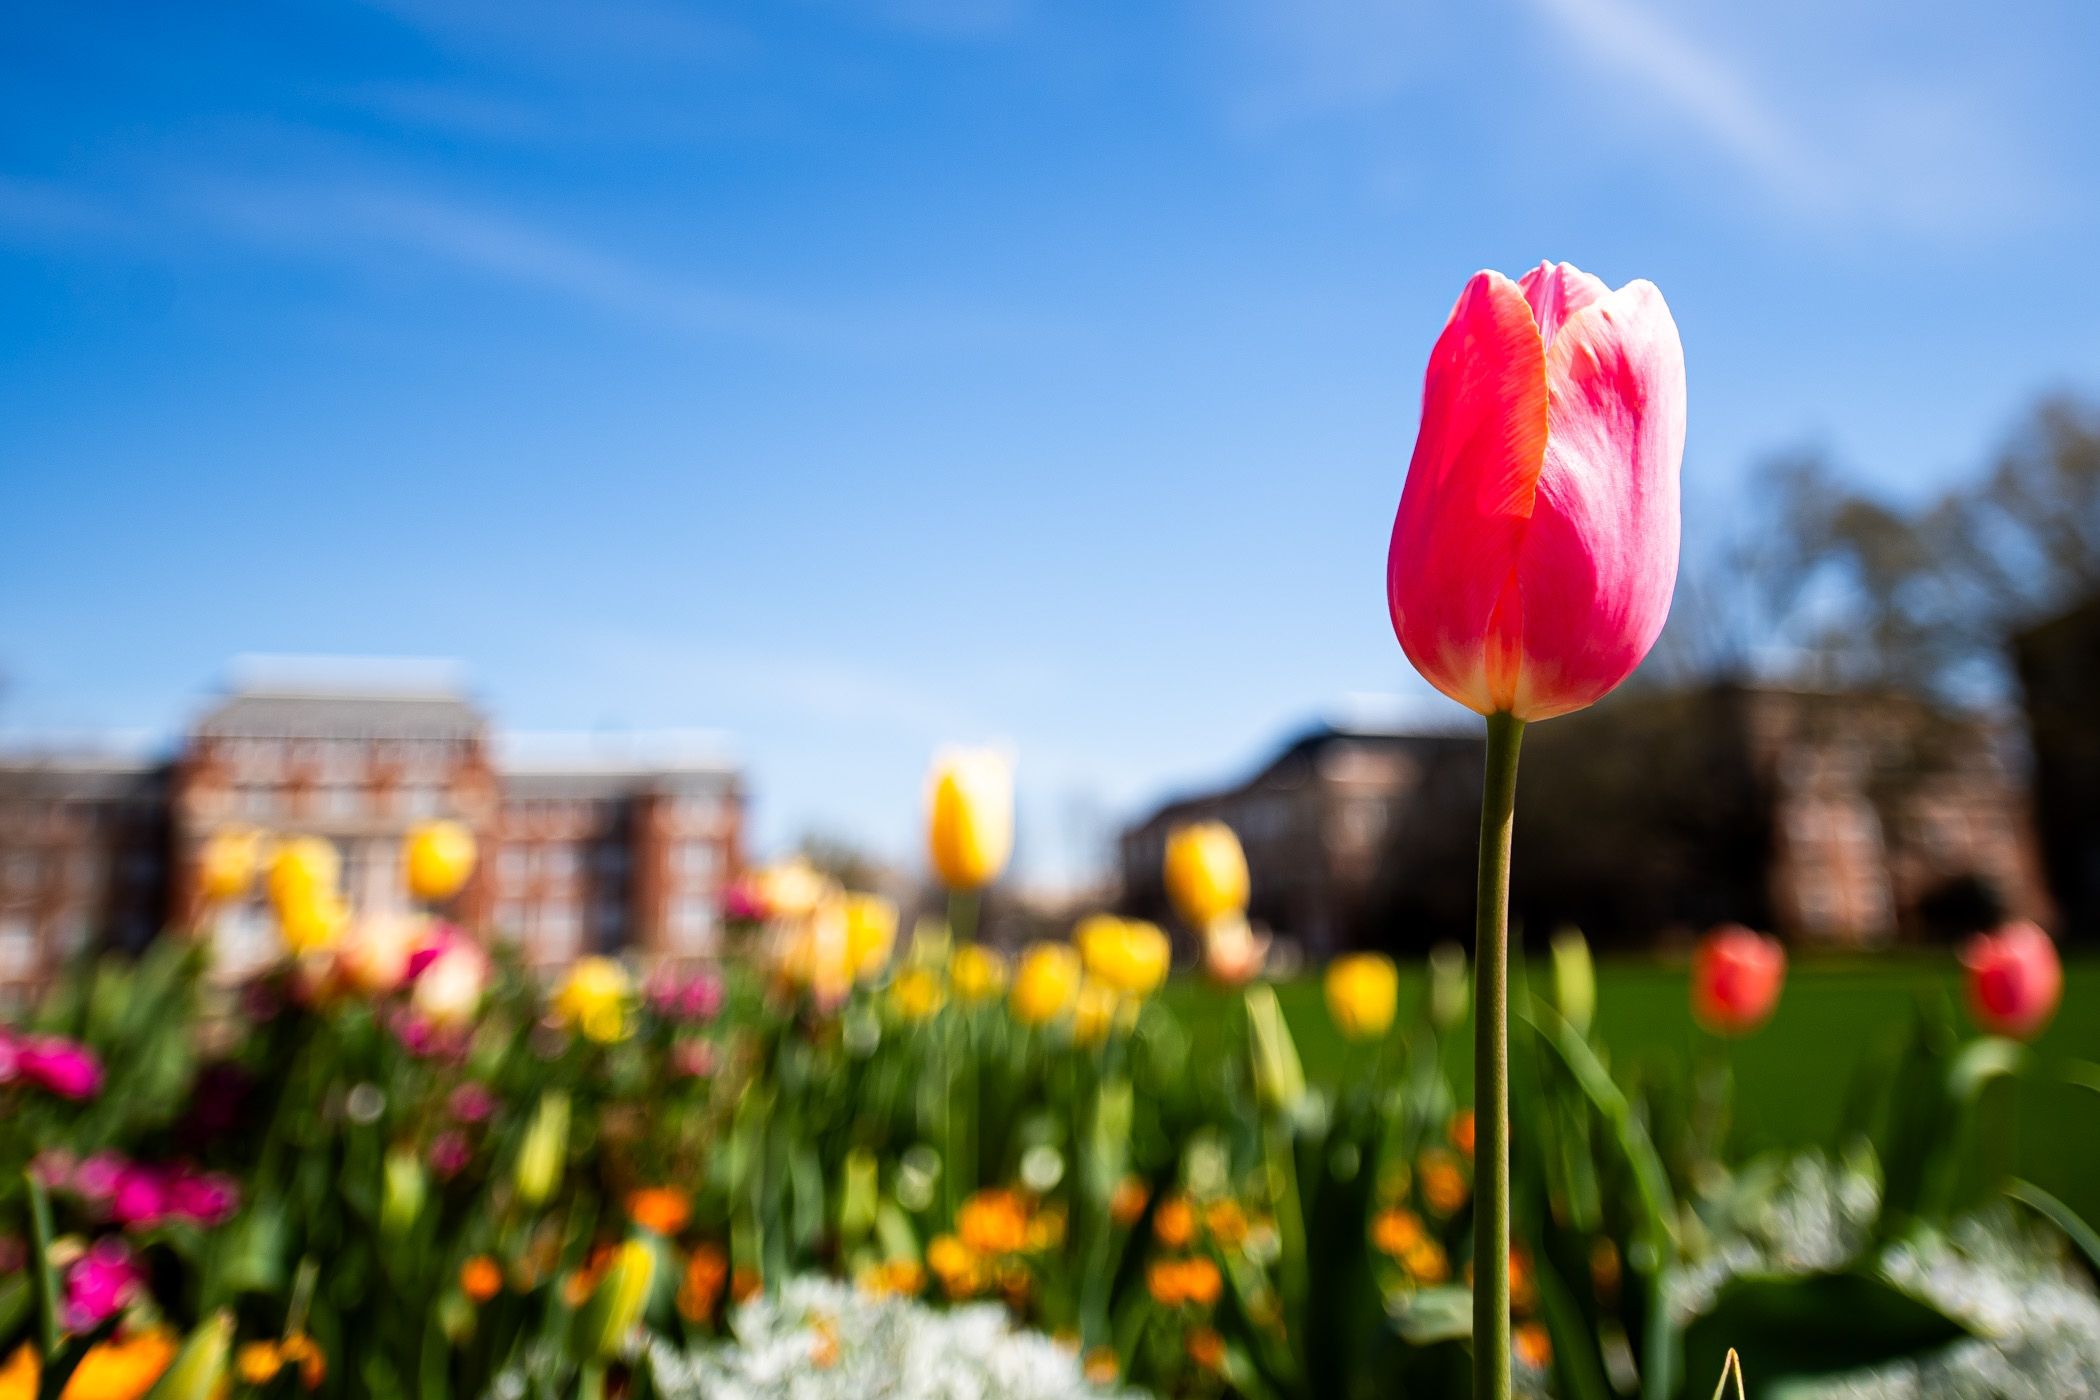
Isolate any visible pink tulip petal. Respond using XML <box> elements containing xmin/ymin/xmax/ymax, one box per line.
<box><xmin>1510</xmin><ymin>279</ymin><xmax>1686</xmax><ymax>719</ymax></box>
<box><xmin>1516</xmin><ymin>261</ymin><xmax>1609</xmax><ymax>352</ymax></box>
<box><xmin>1388</xmin><ymin>270</ymin><xmax>1551</xmax><ymax>714</ymax></box>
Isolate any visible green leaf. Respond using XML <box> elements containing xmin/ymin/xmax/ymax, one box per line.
<box><xmin>1388</xmin><ymin>1286</ymin><xmax>1472</xmax><ymax>1346</ymax></box>
<box><xmin>2005</xmin><ymin>1178</ymin><xmax>2100</xmax><ymax>1278</ymax></box>
<box><xmin>1679</xmin><ymin>1271</ymin><xmax>1970</xmax><ymax>1399</ymax></box>
<box><xmin>1520</xmin><ymin>1001</ymin><xmax>1676</xmax><ymax>1255</ymax></box>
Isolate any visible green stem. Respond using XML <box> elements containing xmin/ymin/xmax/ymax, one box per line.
<box><xmin>1474</xmin><ymin>712</ymin><xmax>1525</xmax><ymax>1400</ymax></box>
<box><xmin>947</xmin><ymin>890</ymin><xmax>981</xmax><ymax>945</ymax></box>
<box><xmin>27</xmin><ymin>1172</ymin><xmax>61</xmax><ymax>1358</ymax></box>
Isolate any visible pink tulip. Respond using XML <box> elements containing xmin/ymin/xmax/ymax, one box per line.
<box><xmin>1388</xmin><ymin>262</ymin><xmax>1686</xmax><ymax>720</ymax></box>
<box><xmin>1961</xmin><ymin>920</ymin><xmax>2061</xmax><ymax>1041</ymax></box>
<box><xmin>110</xmin><ymin>1166</ymin><xmax>170</xmax><ymax>1227</ymax></box>
<box><xmin>429</xmin><ymin>1130</ymin><xmax>474</xmax><ymax>1179</ymax></box>
<box><xmin>18</xmin><ymin>1035</ymin><xmax>105</xmax><ymax>1099</ymax></box>
<box><xmin>449</xmin><ymin>1081</ymin><xmax>498</xmax><ymax>1123</ymax></box>
<box><xmin>1691</xmin><ymin>924</ymin><xmax>1787</xmax><ymax>1035</ymax></box>
<box><xmin>64</xmin><ymin>1236</ymin><xmax>144</xmax><ymax>1330</ymax></box>
<box><xmin>163</xmin><ymin>1168</ymin><xmax>241</xmax><ymax>1226</ymax></box>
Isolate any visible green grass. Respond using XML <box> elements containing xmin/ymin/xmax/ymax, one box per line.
<box><xmin>1163</xmin><ymin>956</ymin><xmax>2100</xmax><ymax>1227</ymax></box>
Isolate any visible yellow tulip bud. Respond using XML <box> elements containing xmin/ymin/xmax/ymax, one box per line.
<box><xmin>515</xmin><ymin>1090</ymin><xmax>571</xmax><ymax>1206</ymax></box>
<box><xmin>1074</xmin><ymin>915</ymin><xmax>1171</xmax><ymax>998</ymax></box>
<box><xmin>1549</xmin><ymin>925</ymin><xmax>1595</xmax><ymax>1035</ymax></box>
<box><xmin>950</xmin><ymin>945</ymin><xmax>1007</xmax><ymax>1003</ymax></box>
<box><xmin>268</xmin><ymin>837</ymin><xmax>340</xmax><ymax>917</ymax></box>
<box><xmin>146</xmin><ymin>1310</ymin><xmax>234</xmax><ymax>1400</ymax></box>
<box><xmin>1245</xmin><ymin>984</ymin><xmax>1306</xmax><ymax>1111</ymax></box>
<box><xmin>554</xmin><ymin>956</ymin><xmax>633</xmax><ymax>1043</ymax></box>
<box><xmin>198</xmin><ymin>828</ymin><xmax>263</xmax><ymax>903</ymax></box>
<box><xmin>575</xmin><ymin>1240</ymin><xmax>656</xmax><ymax>1360</ymax></box>
<box><xmin>1009</xmin><ymin>943</ymin><xmax>1081</xmax><ymax>1025</ymax></box>
<box><xmin>844</xmin><ymin>893</ymin><xmax>898</xmax><ymax>981</ymax></box>
<box><xmin>889</xmin><ymin>968</ymin><xmax>946</xmax><ymax>1021</ymax></box>
<box><xmin>1324</xmin><ymin>953</ymin><xmax>1399</xmax><ymax>1041</ymax></box>
<box><xmin>926</xmin><ymin>747</ymin><xmax>1013</xmax><ymax>891</ymax></box>
<box><xmin>1071</xmin><ymin>980</ymin><xmax>1120</xmax><ymax>1046</ymax></box>
<box><xmin>1162</xmin><ymin>822</ymin><xmax>1248</xmax><ymax>931</ymax></box>
<box><xmin>756</xmin><ymin>859</ymin><xmax>826</xmax><ymax>919</ymax></box>
<box><xmin>278</xmin><ymin>889</ymin><xmax>349</xmax><ymax>955</ymax></box>
<box><xmin>404</xmin><ymin>820</ymin><xmax>477</xmax><ymax>901</ymax></box>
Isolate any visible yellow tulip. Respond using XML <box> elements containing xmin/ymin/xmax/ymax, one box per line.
<box><xmin>950</xmin><ymin>945</ymin><xmax>1007</xmax><ymax>1003</ymax></box>
<box><xmin>268</xmin><ymin>837</ymin><xmax>339</xmax><ymax>917</ymax></box>
<box><xmin>889</xmin><ymin>968</ymin><xmax>946</xmax><ymax>1021</ymax></box>
<box><xmin>197</xmin><ymin>829</ymin><xmax>263</xmax><ymax>903</ymax></box>
<box><xmin>1325</xmin><ymin>953</ymin><xmax>1399</xmax><ymax>1041</ymax></box>
<box><xmin>926</xmin><ymin>748</ymin><xmax>1013</xmax><ymax>891</ymax></box>
<box><xmin>1071</xmin><ymin>980</ymin><xmax>1119</xmax><ymax>1046</ymax></box>
<box><xmin>757</xmin><ymin>859</ymin><xmax>827</xmax><ymax>919</ymax></box>
<box><xmin>1162</xmin><ymin>822</ymin><xmax>1248</xmax><ymax>931</ymax></box>
<box><xmin>404</xmin><ymin>820</ymin><xmax>477</xmax><ymax>901</ymax></box>
<box><xmin>277</xmin><ymin>889</ymin><xmax>348</xmax><ymax>955</ymax></box>
<box><xmin>844</xmin><ymin>893</ymin><xmax>898</xmax><ymax>981</ymax></box>
<box><xmin>1009</xmin><ymin>943</ymin><xmax>1081</xmax><ymax>1025</ymax></box>
<box><xmin>335</xmin><ymin>911</ymin><xmax>424</xmax><ymax>993</ymax></box>
<box><xmin>1074</xmin><ymin>915</ymin><xmax>1171</xmax><ymax>998</ymax></box>
<box><xmin>553</xmin><ymin>956</ymin><xmax>633</xmax><ymax>1043</ymax></box>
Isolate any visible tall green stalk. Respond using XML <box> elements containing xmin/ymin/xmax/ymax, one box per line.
<box><xmin>1474</xmin><ymin>712</ymin><xmax>1525</xmax><ymax>1400</ymax></box>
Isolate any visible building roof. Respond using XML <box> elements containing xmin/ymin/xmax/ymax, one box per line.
<box><xmin>194</xmin><ymin>691</ymin><xmax>487</xmax><ymax>742</ymax></box>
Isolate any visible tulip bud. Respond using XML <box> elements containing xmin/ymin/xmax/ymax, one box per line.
<box><xmin>1244</xmin><ymin>984</ymin><xmax>1305</xmax><ymax>1112</ymax></box>
<box><xmin>844</xmin><ymin>893</ymin><xmax>898</xmax><ymax>981</ymax></box>
<box><xmin>926</xmin><ymin>747</ymin><xmax>1014</xmax><ymax>891</ymax></box>
<box><xmin>405</xmin><ymin>820</ymin><xmax>478</xmax><ymax>902</ymax></box>
<box><xmin>198</xmin><ymin>829</ymin><xmax>263</xmax><ymax>903</ymax></box>
<box><xmin>1961</xmin><ymin>920</ymin><xmax>2061</xmax><ymax>1041</ymax></box>
<box><xmin>1427</xmin><ymin>942</ymin><xmax>1468</xmax><ymax>1031</ymax></box>
<box><xmin>1201</xmin><ymin>913</ymin><xmax>1269</xmax><ymax>988</ymax></box>
<box><xmin>411</xmin><ymin>940</ymin><xmax>490</xmax><ymax>1029</ymax></box>
<box><xmin>1009</xmin><ymin>943</ymin><xmax>1081</xmax><ymax>1025</ymax></box>
<box><xmin>1690</xmin><ymin>925</ymin><xmax>1786</xmax><ymax>1036</ymax></box>
<box><xmin>268</xmin><ymin>838</ymin><xmax>340</xmax><ymax>917</ymax></box>
<box><xmin>553</xmin><ymin>957</ymin><xmax>632</xmax><ymax>1043</ymax></box>
<box><xmin>1325</xmin><ymin>954</ymin><xmax>1399</xmax><ymax>1041</ymax></box>
<box><xmin>514</xmin><ymin>1090</ymin><xmax>570</xmax><ymax>1206</ymax></box>
<box><xmin>1549</xmin><ymin>925</ymin><xmax>1596</xmax><ymax>1035</ymax></box>
<box><xmin>949</xmin><ymin>945</ymin><xmax>1007</xmax><ymax>1003</ymax></box>
<box><xmin>381</xmin><ymin>1147</ymin><xmax>427</xmax><ymax>1237</ymax></box>
<box><xmin>144</xmin><ymin>1309</ymin><xmax>232</xmax><ymax>1400</ymax></box>
<box><xmin>574</xmin><ymin>1240</ymin><xmax>656</xmax><ymax>1360</ymax></box>
<box><xmin>1074</xmin><ymin>915</ymin><xmax>1171</xmax><ymax>998</ymax></box>
<box><xmin>1163</xmin><ymin>822</ymin><xmax>1249</xmax><ymax>932</ymax></box>
<box><xmin>336</xmin><ymin>912</ymin><xmax>424</xmax><ymax>994</ymax></box>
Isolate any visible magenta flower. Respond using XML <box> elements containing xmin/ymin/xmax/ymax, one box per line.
<box><xmin>448</xmin><ymin>1081</ymin><xmax>497</xmax><ymax>1123</ymax></box>
<box><xmin>73</xmin><ymin>1153</ymin><xmax>130</xmax><ymax>1205</ymax></box>
<box><xmin>163</xmin><ymin>1168</ymin><xmax>241</xmax><ymax>1226</ymax></box>
<box><xmin>0</xmin><ymin>1031</ymin><xmax>19</xmax><ymax>1084</ymax></box>
<box><xmin>111</xmin><ymin>1167</ymin><xmax>170</xmax><ymax>1227</ymax></box>
<box><xmin>64</xmin><ymin>1237</ymin><xmax>144</xmax><ymax>1331</ymax></box>
<box><xmin>648</xmin><ymin>968</ymin><xmax>725</xmax><ymax>1023</ymax></box>
<box><xmin>719</xmin><ymin>879</ymin><xmax>768</xmax><ymax>925</ymax></box>
<box><xmin>18</xmin><ymin>1035</ymin><xmax>105</xmax><ymax>1099</ymax></box>
<box><xmin>672</xmin><ymin>1039</ymin><xmax>716</xmax><ymax>1078</ymax></box>
<box><xmin>429</xmin><ymin>1130</ymin><xmax>473</xmax><ymax>1179</ymax></box>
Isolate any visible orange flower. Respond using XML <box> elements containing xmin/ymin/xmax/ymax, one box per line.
<box><xmin>1152</xmin><ymin>1196</ymin><xmax>1195</xmax><ymax>1248</ymax></box>
<box><xmin>1370</xmin><ymin>1207</ymin><xmax>1425</xmax><ymax>1258</ymax></box>
<box><xmin>956</xmin><ymin>1189</ymin><xmax>1031</xmax><ymax>1255</ymax></box>
<box><xmin>1147</xmin><ymin>1260</ymin><xmax>1188</xmax><ymax>1307</ymax></box>
<box><xmin>1448</xmin><ymin>1110</ymin><xmax>1475</xmax><ymax>1157</ymax></box>
<box><xmin>278</xmin><ymin>1335</ymin><xmax>326</xmax><ymax>1390</ymax></box>
<box><xmin>1514</xmin><ymin>1322</ymin><xmax>1553</xmax><ymax>1370</ymax></box>
<box><xmin>679</xmin><ymin>1243</ymin><xmax>730</xmax><ymax>1321</ymax></box>
<box><xmin>1204</xmin><ymin>1199</ymin><xmax>1248</xmax><ymax>1249</ymax></box>
<box><xmin>1417</xmin><ymin>1149</ymin><xmax>1469</xmax><ymax>1215</ymax></box>
<box><xmin>810</xmin><ymin>1317</ymin><xmax>842</xmax><ymax>1370</ymax></box>
<box><xmin>1109</xmin><ymin>1176</ymin><xmax>1150</xmax><ymax>1228</ymax></box>
<box><xmin>859</xmin><ymin>1260</ymin><xmax>926</xmax><ymax>1297</ymax></box>
<box><xmin>628</xmin><ymin>1187</ymin><xmax>692</xmax><ymax>1237</ymax></box>
<box><xmin>1185</xmin><ymin>1327</ymin><xmax>1225</xmax><ymax>1371</ymax></box>
<box><xmin>731</xmin><ymin>1266</ymin><xmax>763</xmax><ymax>1303</ymax></box>
<box><xmin>1508</xmin><ymin>1245</ymin><xmax>1535</xmax><ymax>1315</ymax></box>
<box><xmin>1</xmin><ymin>1342</ymin><xmax>37</xmax><ymax>1400</ymax></box>
<box><xmin>1402</xmin><ymin>1239</ymin><xmax>1449</xmax><ymax>1283</ymax></box>
<box><xmin>1028</xmin><ymin>1206</ymin><xmax>1068</xmax><ymax>1251</ymax></box>
<box><xmin>61</xmin><ymin>1327</ymin><xmax>178</xmax><ymax>1400</ymax></box>
<box><xmin>1083</xmin><ymin>1348</ymin><xmax>1120</xmax><ymax>1385</ymax></box>
<box><xmin>461</xmin><ymin>1255</ymin><xmax>504</xmax><ymax>1303</ymax></box>
<box><xmin>561</xmin><ymin>1243</ymin><xmax>621</xmax><ymax>1308</ymax></box>
<box><xmin>926</xmin><ymin>1235</ymin><xmax>982</xmax><ymax>1298</ymax></box>
<box><xmin>237</xmin><ymin>1343</ymin><xmax>283</xmax><ymax>1386</ymax></box>
<box><xmin>1180</xmin><ymin>1257</ymin><xmax>1223</xmax><ymax>1307</ymax></box>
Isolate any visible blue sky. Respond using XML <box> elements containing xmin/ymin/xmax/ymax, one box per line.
<box><xmin>3</xmin><ymin>0</ymin><xmax>2098</xmax><ymax>886</ymax></box>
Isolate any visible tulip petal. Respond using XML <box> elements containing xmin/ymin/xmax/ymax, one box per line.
<box><xmin>1388</xmin><ymin>270</ymin><xmax>1550</xmax><ymax>715</ymax></box>
<box><xmin>1509</xmin><ymin>278</ymin><xmax>1686</xmax><ymax>719</ymax></box>
<box><xmin>1516</xmin><ymin>261</ymin><xmax>1609</xmax><ymax>352</ymax></box>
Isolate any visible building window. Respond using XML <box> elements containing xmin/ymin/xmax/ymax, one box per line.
<box><xmin>541</xmin><ymin>904</ymin><xmax>580</xmax><ymax>959</ymax></box>
<box><xmin>546</xmin><ymin>846</ymin><xmax>578</xmax><ymax>881</ymax></box>
<box><xmin>671</xmin><ymin>897</ymin><xmax>714</xmax><ymax>954</ymax></box>
<box><xmin>677</xmin><ymin>841</ymin><xmax>716</xmax><ymax>880</ymax></box>
<box><xmin>242</xmin><ymin>787</ymin><xmax>277</xmax><ymax>819</ymax></box>
<box><xmin>496</xmin><ymin>901</ymin><xmax>524</xmax><ymax>932</ymax></box>
<box><xmin>321</xmin><ymin>785</ymin><xmax>360</xmax><ymax>818</ymax></box>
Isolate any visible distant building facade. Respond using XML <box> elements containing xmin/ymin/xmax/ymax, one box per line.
<box><xmin>0</xmin><ymin>668</ymin><xmax>743</xmax><ymax>999</ymax></box>
<box><xmin>1121</xmin><ymin>685</ymin><xmax>2053</xmax><ymax>957</ymax></box>
<box><xmin>1119</xmin><ymin>725</ymin><xmax>1483</xmax><ymax>958</ymax></box>
<box><xmin>2014</xmin><ymin>596</ymin><xmax>2100</xmax><ymax>943</ymax></box>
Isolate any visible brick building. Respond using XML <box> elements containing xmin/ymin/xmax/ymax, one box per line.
<box><xmin>0</xmin><ymin>665</ymin><xmax>742</xmax><ymax>999</ymax></box>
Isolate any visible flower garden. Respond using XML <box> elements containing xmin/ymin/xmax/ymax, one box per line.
<box><xmin>6</xmin><ymin>261</ymin><xmax>2099</xmax><ymax>1400</ymax></box>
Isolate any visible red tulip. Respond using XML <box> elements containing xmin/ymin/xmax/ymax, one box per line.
<box><xmin>1691</xmin><ymin>924</ymin><xmax>1786</xmax><ymax>1035</ymax></box>
<box><xmin>1961</xmin><ymin>920</ymin><xmax>2061</xmax><ymax>1041</ymax></box>
<box><xmin>1388</xmin><ymin>262</ymin><xmax>1686</xmax><ymax>720</ymax></box>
